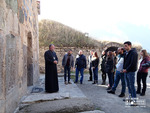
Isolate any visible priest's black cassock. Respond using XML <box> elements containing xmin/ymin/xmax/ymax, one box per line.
<box><xmin>44</xmin><ymin>50</ymin><xmax>59</xmax><ymax>93</ymax></box>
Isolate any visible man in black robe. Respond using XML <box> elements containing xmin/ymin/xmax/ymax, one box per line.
<box><xmin>44</xmin><ymin>44</ymin><xmax>59</xmax><ymax>93</ymax></box>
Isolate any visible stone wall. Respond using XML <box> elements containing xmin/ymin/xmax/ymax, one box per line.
<box><xmin>0</xmin><ymin>0</ymin><xmax>39</xmax><ymax>113</ymax></box>
<box><xmin>39</xmin><ymin>47</ymin><xmax>101</xmax><ymax>74</ymax></box>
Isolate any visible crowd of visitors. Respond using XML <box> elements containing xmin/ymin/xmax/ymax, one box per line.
<box><xmin>44</xmin><ymin>41</ymin><xmax>150</xmax><ymax>106</ymax></box>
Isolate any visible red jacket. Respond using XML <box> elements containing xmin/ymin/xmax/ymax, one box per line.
<box><xmin>138</xmin><ymin>56</ymin><xmax>150</xmax><ymax>73</ymax></box>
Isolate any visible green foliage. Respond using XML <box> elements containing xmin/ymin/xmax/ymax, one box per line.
<box><xmin>39</xmin><ymin>19</ymin><xmax>100</xmax><ymax>47</ymax></box>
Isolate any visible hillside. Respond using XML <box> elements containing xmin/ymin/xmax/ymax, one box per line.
<box><xmin>39</xmin><ymin>19</ymin><xmax>101</xmax><ymax>48</ymax></box>
<box><xmin>39</xmin><ymin>19</ymin><xmax>142</xmax><ymax>51</ymax></box>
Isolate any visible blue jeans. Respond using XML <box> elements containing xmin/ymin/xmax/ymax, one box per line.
<box><xmin>64</xmin><ymin>66</ymin><xmax>71</xmax><ymax>82</ymax></box>
<box><xmin>107</xmin><ymin>72</ymin><xmax>113</xmax><ymax>87</ymax></box>
<box><xmin>75</xmin><ymin>68</ymin><xmax>84</xmax><ymax>83</ymax></box>
<box><xmin>125</xmin><ymin>72</ymin><xmax>136</xmax><ymax>98</ymax></box>
<box><xmin>93</xmin><ymin>67</ymin><xmax>98</xmax><ymax>81</ymax></box>
<box><xmin>112</xmin><ymin>71</ymin><xmax>126</xmax><ymax>93</ymax></box>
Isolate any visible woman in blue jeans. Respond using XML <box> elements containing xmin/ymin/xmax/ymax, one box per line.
<box><xmin>106</xmin><ymin>51</ymin><xmax>114</xmax><ymax>90</ymax></box>
<box><xmin>137</xmin><ymin>49</ymin><xmax>150</xmax><ymax>96</ymax></box>
<box><xmin>92</xmin><ymin>52</ymin><xmax>99</xmax><ymax>84</ymax></box>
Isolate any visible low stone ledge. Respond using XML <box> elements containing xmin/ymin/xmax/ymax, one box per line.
<box><xmin>21</xmin><ymin>92</ymin><xmax>70</xmax><ymax>104</ymax></box>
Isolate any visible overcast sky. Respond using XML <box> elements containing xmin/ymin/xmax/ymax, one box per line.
<box><xmin>38</xmin><ymin>0</ymin><xmax>150</xmax><ymax>52</ymax></box>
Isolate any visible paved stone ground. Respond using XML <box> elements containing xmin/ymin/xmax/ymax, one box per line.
<box><xmin>16</xmin><ymin>72</ymin><xmax>150</xmax><ymax>113</ymax></box>
<box><xmin>76</xmin><ymin>72</ymin><xmax>150</xmax><ymax>113</ymax></box>
<box><xmin>16</xmin><ymin>75</ymin><xmax>95</xmax><ymax>113</ymax></box>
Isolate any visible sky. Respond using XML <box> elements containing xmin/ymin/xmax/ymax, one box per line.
<box><xmin>38</xmin><ymin>0</ymin><xmax>150</xmax><ymax>52</ymax></box>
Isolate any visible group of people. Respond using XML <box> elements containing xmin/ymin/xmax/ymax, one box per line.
<box><xmin>62</xmin><ymin>49</ymin><xmax>99</xmax><ymax>85</ymax></box>
<box><xmin>101</xmin><ymin>41</ymin><xmax>150</xmax><ymax>105</ymax></box>
<box><xmin>44</xmin><ymin>41</ymin><xmax>150</xmax><ymax>105</ymax></box>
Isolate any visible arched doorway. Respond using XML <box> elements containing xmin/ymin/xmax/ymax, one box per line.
<box><xmin>27</xmin><ymin>32</ymin><xmax>33</xmax><ymax>86</ymax></box>
<box><xmin>105</xmin><ymin>46</ymin><xmax>118</xmax><ymax>53</ymax></box>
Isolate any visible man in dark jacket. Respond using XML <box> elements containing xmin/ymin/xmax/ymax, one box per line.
<box><xmin>74</xmin><ymin>50</ymin><xmax>86</xmax><ymax>84</ymax></box>
<box><xmin>62</xmin><ymin>49</ymin><xmax>74</xmax><ymax>84</ymax></box>
<box><xmin>123</xmin><ymin>41</ymin><xmax>138</xmax><ymax>105</ymax></box>
<box><xmin>44</xmin><ymin>44</ymin><xmax>59</xmax><ymax>93</ymax></box>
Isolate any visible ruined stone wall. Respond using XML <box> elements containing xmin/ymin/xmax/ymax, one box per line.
<box><xmin>0</xmin><ymin>0</ymin><xmax>39</xmax><ymax>113</ymax></box>
<box><xmin>39</xmin><ymin>47</ymin><xmax>101</xmax><ymax>74</ymax></box>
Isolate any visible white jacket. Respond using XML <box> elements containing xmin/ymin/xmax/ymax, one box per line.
<box><xmin>116</xmin><ymin>57</ymin><xmax>124</xmax><ymax>72</ymax></box>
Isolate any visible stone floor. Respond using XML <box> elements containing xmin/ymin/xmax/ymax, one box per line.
<box><xmin>15</xmin><ymin>72</ymin><xmax>150</xmax><ymax>113</ymax></box>
<box><xmin>76</xmin><ymin>72</ymin><xmax>150</xmax><ymax>113</ymax></box>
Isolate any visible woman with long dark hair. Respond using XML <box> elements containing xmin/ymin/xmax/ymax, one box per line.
<box><xmin>101</xmin><ymin>51</ymin><xmax>107</xmax><ymax>85</ymax></box>
<box><xmin>106</xmin><ymin>51</ymin><xmax>114</xmax><ymax>90</ymax></box>
<box><xmin>137</xmin><ymin>49</ymin><xmax>150</xmax><ymax>96</ymax></box>
<box><xmin>92</xmin><ymin>52</ymin><xmax>99</xmax><ymax>84</ymax></box>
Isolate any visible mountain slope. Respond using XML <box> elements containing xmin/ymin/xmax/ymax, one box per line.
<box><xmin>39</xmin><ymin>19</ymin><xmax>100</xmax><ymax>47</ymax></box>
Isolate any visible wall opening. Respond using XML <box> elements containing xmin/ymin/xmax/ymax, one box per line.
<box><xmin>27</xmin><ymin>32</ymin><xmax>33</xmax><ymax>86</ymax></box>
<box><xmin>105</xmin><ymin>46</ymin><xmax>118</xmax><ymax>53</ymax></box>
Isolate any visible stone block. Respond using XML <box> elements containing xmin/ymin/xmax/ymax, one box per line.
<box><xmin>19</xmin><ymin>8</ymin><xmax>24</xmax><ymax>24</ymax></box>
<box><xmin>5</xmin><ymin>34</ymin><xmax>18</xmax><ymax>94</ymax></box>
<box><xmin>5</xmin><ymin>87</ymin><xmax>20</xmax><ymax>113</ymax></box>
<box><xmin>13</xmin><ymin>13</ymin><xmax>19</xmax><ymax>34</ymax></box>
<box><xmin>5</xmin><ymin>0</ymin><xmax>18</xmax><ymax>13</ymax></box>
<box><xmin>0</xmin><ymin>7</ymin><xmax>5</xmax><ymax>30</ymax></box>
<box><xmin>0</xmin><ymin>33</ymin><xmax>4</xmax><ymax>99</ymax></box>
<box><xmin>22</xmin><ymin>93</ymin><xmax>70</xmax><ymax>104</ymax></box>
<box><xmin>0</xmin><ymin>100</ymin><xmax>5</xmax><ymax>113</ymax></box>
<box><xmin>5</xmin><ymin>9</ymin><xmax>14</xmax><ymax>33</ymax></box>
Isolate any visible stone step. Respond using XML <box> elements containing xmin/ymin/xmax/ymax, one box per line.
<box><xmin>16</xmin><ymin>76</ymin><xmax>94</xmax><ymax>113</ymax></box>
<box><xmin>18</xmin><ymin>98</ymin><xmax>94</xmax><ymax>113</ymax></box>
<box><xmin>80</xmin><ymin>110</ymin><xmax>105</xmax><ymax>113</ymax></box>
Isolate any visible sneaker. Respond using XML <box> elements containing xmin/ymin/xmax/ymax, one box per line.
<box><xmin>68</xmin><ymin>81</ymin><xmax>72</xmax><ymax>84</ymax></box>
<box><xmin>107</xmin><ymin>90</ymin><xmax>115</xmax><ymax>94</ymax></box>
<box><xmin>123</xmin><ymin>98</ymin><xmax>131</xmax><ymax>102</ymax></box>
<box><xmin>74</xmin><ymin>81</ymin><xmax>78</xmax><ymax>83</ymax></box>
<box><xmin>119</xmin><ymin>93</ymin><xmax>125</xmax><ymax>97</ymax></box>
<box><xmin>130</xmin><ymin>101</ymin><xmax>138</xmax><ymax>106</ymax></box>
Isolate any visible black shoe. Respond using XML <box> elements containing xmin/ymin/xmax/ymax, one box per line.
<box><xmin>106</xmin><ymin>87</ymin><xmax>111</xmax><ymax>90</ymax></box>
<box><xmin>119</xmin><ymin>93</ymin><xmax>125</xmax><ymax>97</ymax></box>
<box><xmin>68</xmin><ymin>81</ymin><xmax>72</xmax><ymax>84</ymax></box>
<box><xmin>101</xmin><ymin>82</ymin><xmax>106</xmax><ymax>85</ymax></box>
<box><xmin>136</xmin><ymin>91</ymin><xmax>141</xmax><ymax>94</ymax></box>
<box><xmin>107</xmin><ymin>90</ymin><xmax>115</xmax><ymax>94</ymax></box>
<box><xmin>74</xmin><ymin>81</ymin><xmax>78</xmax><ymax>83</ymax></box>
<box><xmin>88</xmin><ymin>79</ymin><xmax>92</xmax><ymax>81</ymax></box>
<box><xmin>64</xmin><ymin>81</ymin><xmax>68</xmax><ymax>85</ymax></box>
<box><xmin>92</xmin><ymin>82</ymin><xmax>96</xmax><ymax>84</ymax></box>
<box><xmin>95</xmin><ymin>81</ymin><xmax>98</xmax><ymax>84</ymax></box>
<box><xmin>140</xmin><ymin>93</ymin><xmax>145</xmax><ymax>96</ymax></box>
